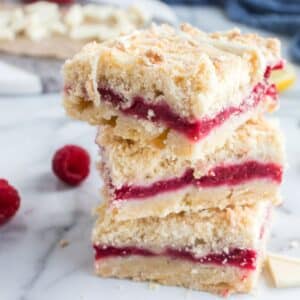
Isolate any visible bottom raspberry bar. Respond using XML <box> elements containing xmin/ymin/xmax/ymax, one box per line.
<box><xmin>93</xmin><ymin>202</ymin><xmax>273</xmax><ymax>295</ymax></box>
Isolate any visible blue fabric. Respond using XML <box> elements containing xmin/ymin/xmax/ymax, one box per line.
<box><xmin>165</xmin><ymin>0</ymin><xmax>300</xmax><ymax>63</ymax></box>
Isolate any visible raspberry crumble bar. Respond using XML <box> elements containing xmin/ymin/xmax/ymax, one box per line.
<box><xmin>93</xmin><ymin>201</ymin><xmax>273</xmax><ymax>295</ymax></box>
<box><xmin>97</xmin><ymin>118</ymin><xmax>284</xmax><ymax>220</ymax></box>
<box><xmin>64</xmin><ymin>23</ymin><xmax>283</xmax><ymax>158</ymax></box>
<box><xmin>61</xmin><ymin>23</ymin><xmax>286</xmax><ymax>296</ymax></box>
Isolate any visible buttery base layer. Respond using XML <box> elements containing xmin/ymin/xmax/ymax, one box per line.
<box><xmin>105</xmin><ymin>180</ymin><xmax>280</xmax><ymax>220</ymax></box>
<box><xmin>95</xmin><ymin>255</ymin><xmax>263</xmax><ymax>295</ymax></box>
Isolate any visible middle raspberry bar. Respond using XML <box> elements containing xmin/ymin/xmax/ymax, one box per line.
<box><xmin>97</xmin><ymin>118</ymin><xmax>284</xmax><ymax>220</ymax></box>
<box><xmin>63</xmin><ymin>23</ymin><xmax>282</xmax><ymax>159</ymax></box>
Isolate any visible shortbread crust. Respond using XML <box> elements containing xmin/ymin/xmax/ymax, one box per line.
<box><xmin>95</xmin><ymin>254</ymin><xmax>263</xmax><ymax>295</ymax></box>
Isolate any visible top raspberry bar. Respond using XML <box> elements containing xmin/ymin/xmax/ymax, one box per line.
<box><xmin>63</xmin><ymin>23</ymin><xmax>282</xmax><ymax>157</ymax></box>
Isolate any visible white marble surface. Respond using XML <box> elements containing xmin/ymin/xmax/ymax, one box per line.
<box><xmin>1</xmin><ymin>5</ymin><xmax>300</xmax><ymax>300</ymax></box>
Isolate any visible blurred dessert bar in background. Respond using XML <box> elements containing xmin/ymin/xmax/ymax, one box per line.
<box><xmin>0</xmin><ymin>1</ymin><xmax>150</xmax><ymax>58</ymax></box>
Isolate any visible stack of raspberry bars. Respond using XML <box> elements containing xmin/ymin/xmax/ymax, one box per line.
<box><xmin>63</xmin><ymin>24</ymin><xmax>285</xmax><ymax>295</ymax></box>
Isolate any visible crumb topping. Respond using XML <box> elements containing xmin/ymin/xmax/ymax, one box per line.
<box><xmin>64</xmin><ymin>23</ymin><xmax>281</xmax><ymax>119</ymax></box>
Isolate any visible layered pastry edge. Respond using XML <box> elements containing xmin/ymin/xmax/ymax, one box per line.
<box><xmin>97</xmin><ymin>117</ymin><xmax>284</xmax><ymax>188</ymax></box>
<box><xmin>63</xmin><ymin>24</ymin><xmax>282</xmax><ymax>140</ymax></box>
<box><xmin>101</xmin><ymin>181</ymin><xmax>281</xmax><ymax>221</ymax></box>
<box><xmin>92</xmin><ymin>202</ymin><xmax>271</xmax><ymax>258</ymax></box>
<box><xmin>92</xmin><ymin>202</ymin><xmax>272</xmax><ymax>295</ymax></box>
<box><xmin>66</xmin><ymin>94</ymin><xmax>278</xmax><ymax>159</ymax></box>
<box><xmin>94</xmin><ymin>117</ymin><xmax>284</xmax><ymax>219</ymax></box>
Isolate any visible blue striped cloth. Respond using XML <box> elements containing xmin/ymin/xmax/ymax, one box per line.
<box><xmin>165</xmin><ymin>0</ymin><xmax>300</xmax><ymax>63</ymax></box>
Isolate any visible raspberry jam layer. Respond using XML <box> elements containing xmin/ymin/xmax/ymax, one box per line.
<box><xmin>94</xmin><ymin>245</ymin><xmax>257</xmax><ymax>270</ymax></box>
<box><xmin>98</xmin><ymin>82</ymin><xmax>276</xmax><ymax>141</ymax></box>
<box><xmin>264</xmin><ymin>61</ymin><xmax>284</xmax><ymax>79</ymax></box>
<box><xmin>113</xmin><ymin>161</ymin><xmax>282</xmax><ymax>201</ymax></box>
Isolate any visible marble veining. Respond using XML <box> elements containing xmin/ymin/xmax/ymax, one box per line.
<box><xmin>1</xmin><ymin>6</ymin><xmax>300</xmax><ymax>300</ymax></box>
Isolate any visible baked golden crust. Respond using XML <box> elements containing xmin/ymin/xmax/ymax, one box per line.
<box><xmin>63</xmin><ymin>23</ymin><xmax>281</xmax><ymax>120</ymax></box>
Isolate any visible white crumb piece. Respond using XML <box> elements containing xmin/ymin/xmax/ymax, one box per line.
<box><xmin>59</xmin><ymin>239</ymin><xmax>70</xmax><ymax>248</ymax></box>
<box><xmin>191</xmin><ymin>268</ymin><xmax>198</xmax><ymax>274</ymax></box>
<box><xmin>223</xmin><ymin>246</ymin><xmax>229</xmax><ymax>254</ymax></box>
<box><xmin>207</xmin><ymin>170</ymin><xmax>216</xmax><ymax>177</ymax></box>
<box><xmin>147</xmin><ymin>109</ymin><xmax>155</xmax><ymax>120</ymax></box>
<box><xmin>222</xmin><ymin>258</ymin><xmax>228</xmax><ymax>265</ymax></box>
<box><xmin>112</xmin><ymin>201</ymin><xmax>122</xmax><ymax>209</ymax></box>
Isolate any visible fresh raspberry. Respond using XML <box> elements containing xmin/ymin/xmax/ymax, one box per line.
<box><xmin>52</xmin><ymin>145</ymin><xmax>90</xmax><ymax>186</ymax></box>
<box><xmin>0</xmin><ymin>179</ymin><xmax>21</xmax><ymax>226</ymax></box>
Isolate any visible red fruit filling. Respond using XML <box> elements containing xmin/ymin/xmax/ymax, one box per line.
<box><xmin>52</xmin><ymin>145</ymin><xmax>90</xmax><ymax>186</ymax></box>
<box><xmin>98</xmin><ymin>82</ymin><xmax>274</xmax><ymax>141</ymax></box>
<box><xmin>113</xmin><ymin>161</ymin><xmax>282</xmax><ymax>201</ymax></box>
<box><xmin>63</xmin><ymin>64</ymin><xmax>282</xmax><ymax>141</ymax></box>
<box><xmin>264</xmin><ymin>60</ymin><xmax>284</xmax><ymax>79</ymax></box>
<box><xmin>0</xmin><ymin>179</ymin><xmax>21</xmax><ymax>225</ymax></box>
<box><xmin>94</xmin><ymin>245</ymin><xmax>257</xmax><ymax>270</ymax></box>
<box><xmin>98</xmin><ymin>63</ymin><xmax>283</xmax><ymax>141</ymax></box>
